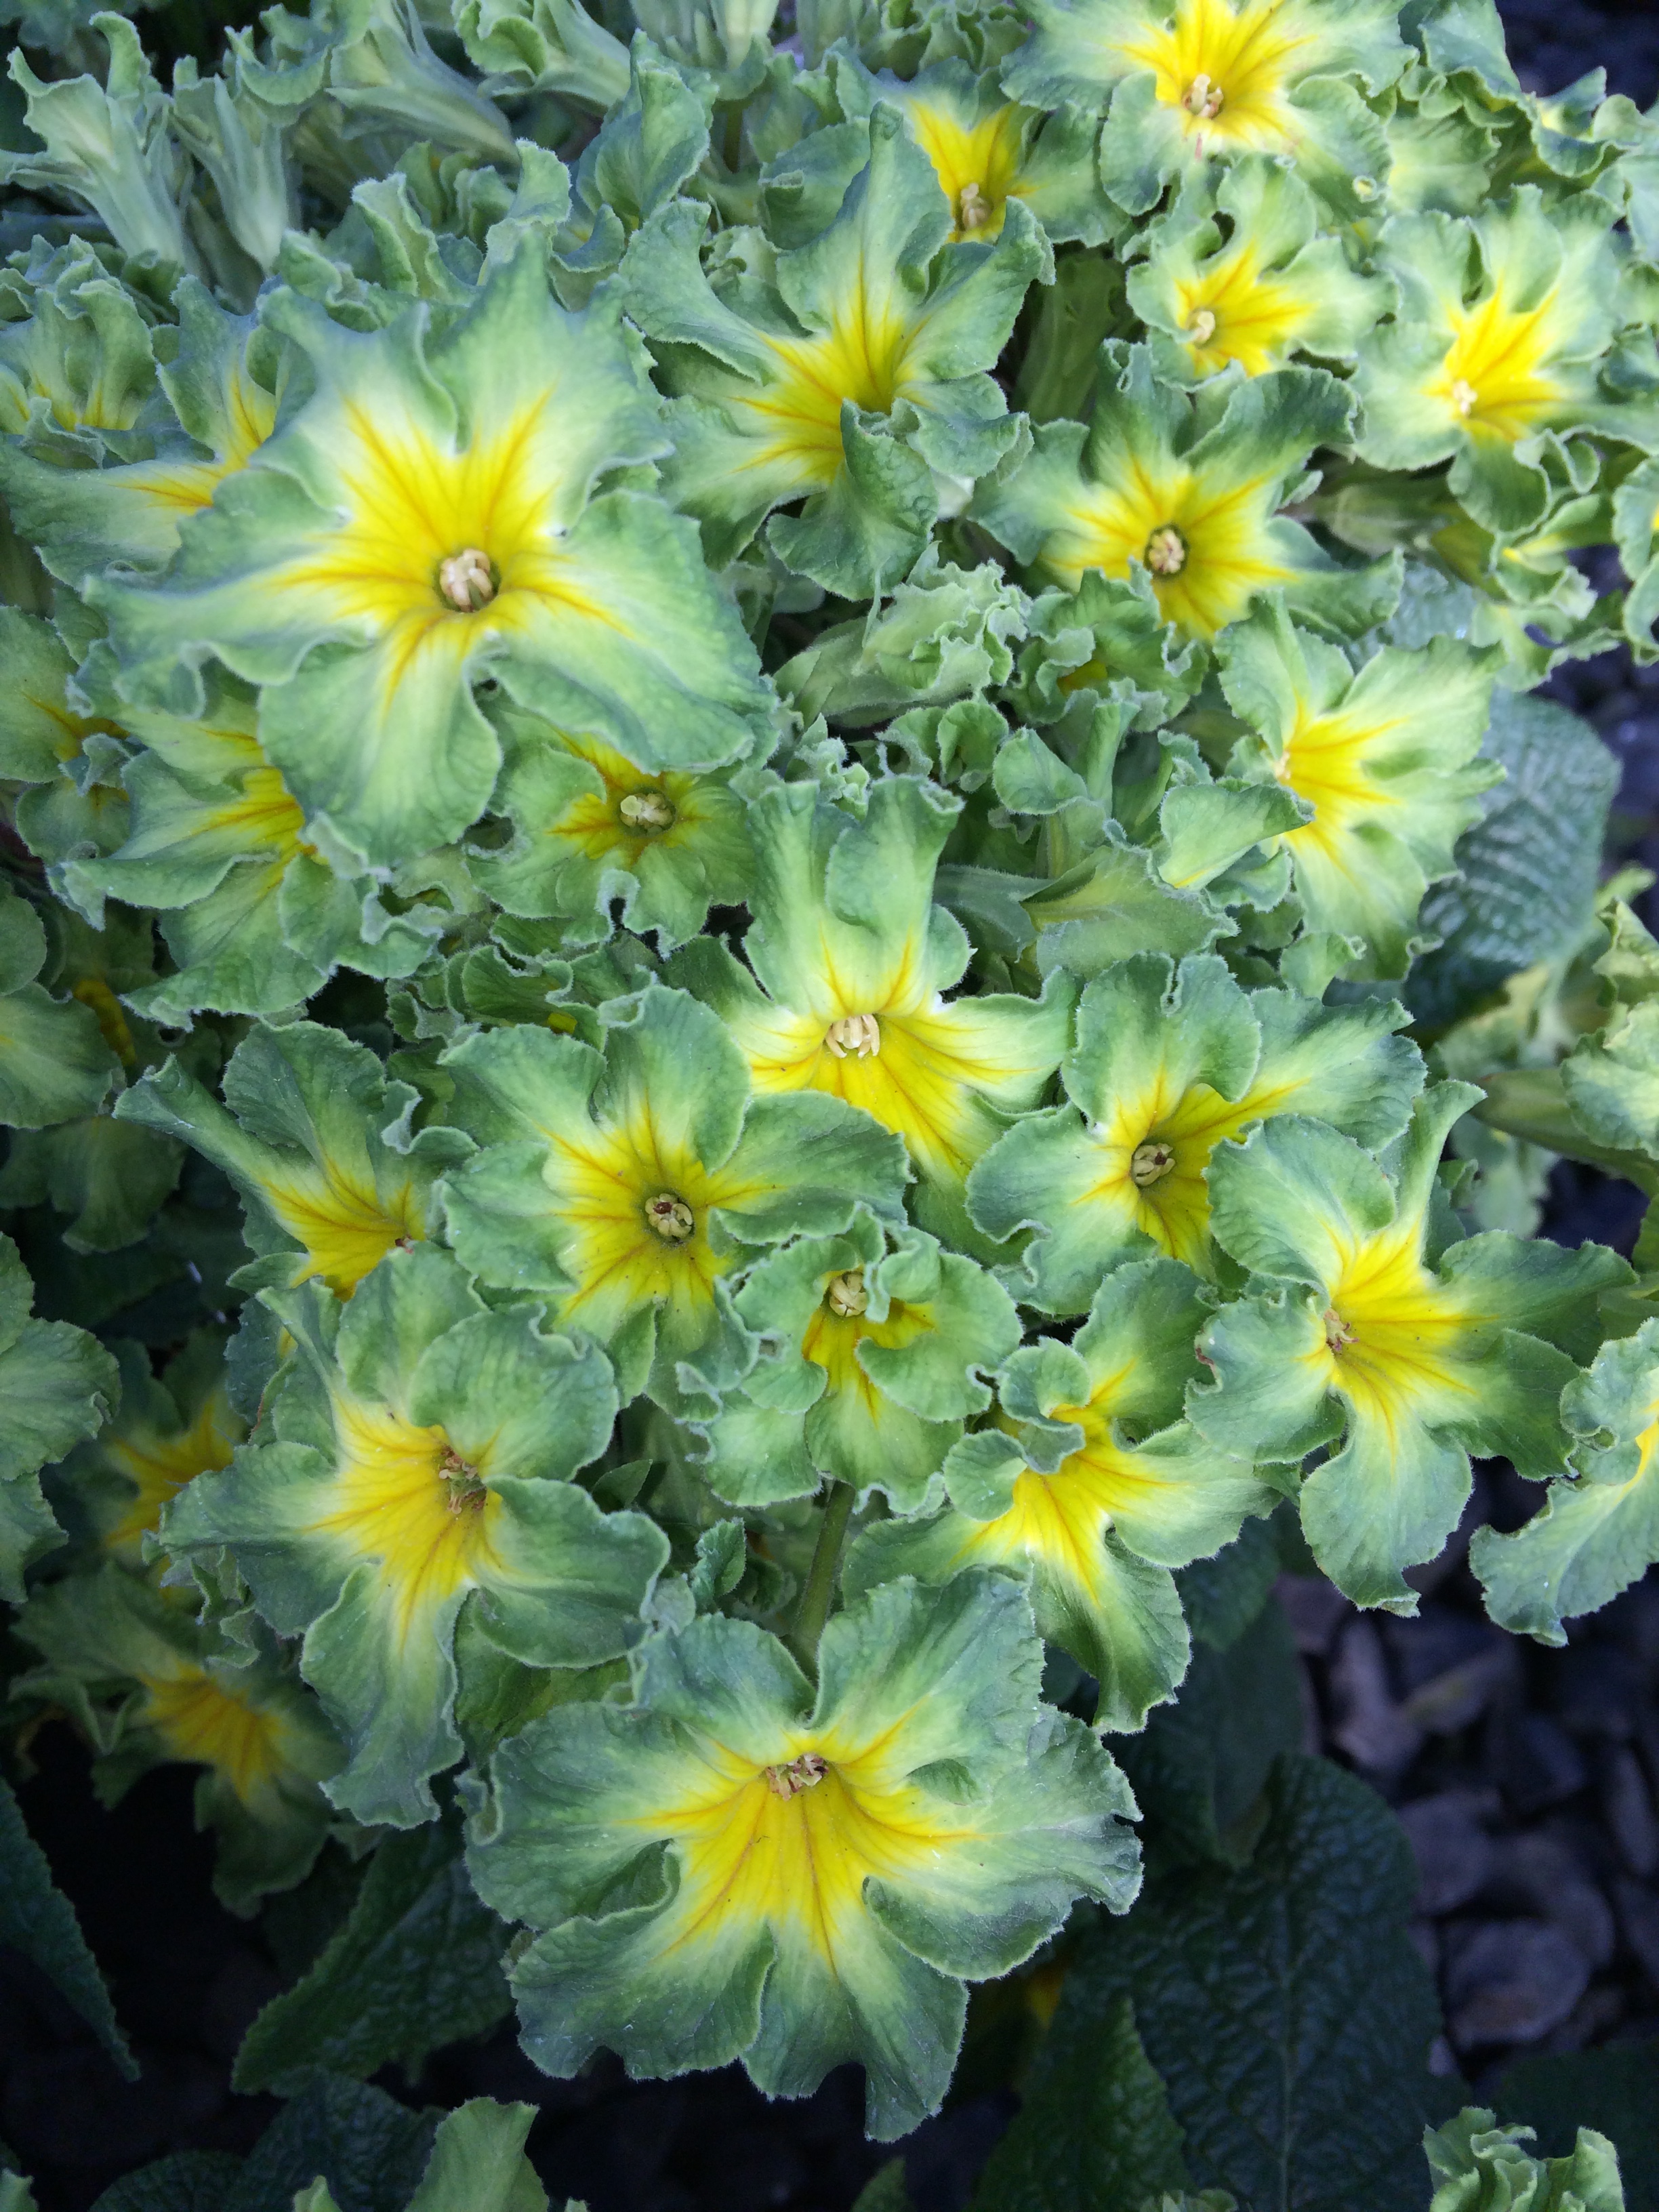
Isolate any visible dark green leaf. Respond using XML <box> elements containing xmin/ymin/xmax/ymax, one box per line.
<box><xmin>90</xmin><ymin>2154</ymin><xmax>245</xmax><ymax>2212</ymax></box>
<box><xmin>1174</xmin><ymin>1517</ymin><xmax>1282</xmax><ymax>1652</ymax></box>
<box><xmin>233</xmin><ymin>1815</ymin><xmax>510</xmax><ymax>2094</ymax></box>
<box><xmin>228</xmin><ymin>2076</ymin><xmax>436</xmax><ymax>2212</ymax></box>
<box><xmin>1115</xmin><ymin>1596</ymin><xmax>1305</xmax><ymax>1864</ymax></box>
<box><xmin>1409</xmin><ymin>691</ymin><xmax>1618</xmax><ymax>1028</ymax></box>
<box><xmin>1500</xmin><ymin>2043</ymin><xmax>1659</xmax><ymax>2212</ymax></box>
<box><xmin>972</xmin><ymin>1994</ymin><xmax>1187</xmax><ymax>2212</ymax></box>
<box><xmin>0</xmin><ymin>1769</ymin><xmax>134</xmax><ymax>2078</ymax></box>
<box><xmin>852</xmin><ymin>2160</ymin><xmax>915</xmax><ymax>2212</ymax></box>
<box><xmin>1059</xmin><ymin>1755</ymin><xmax>1441</xmax><ymax>2212</ymax></box>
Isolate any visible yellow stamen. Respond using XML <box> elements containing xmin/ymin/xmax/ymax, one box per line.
<box><xmin>437</xmin><ymin>547</ymin><xmax>495</xmax><ymax>611</ymax></box>
<box><xmin>825</xmin><ymin>1013</ymin><xmax>881</xmax><ymax>1060</ymax></box>
<box><xmin>764</xmin><ymin>1752</ymin><xmax>828</xmax><ymax>1799</ymax></box>
<box><xmin>825</xmin><ymin>1270</ymin><xmax>869</xmax><ymax>1319</ymax></box>
<box><xmin>1182</xmin><ymin>72</ymin><xmax>1225</xmax><ymax>117</ymax></box>
<box><xmin>619</xmin><ymin>789</ymin><xmax>676</xmax><ymax>831</ymax></box>
<box><xmin>1185</xmin><ymin>308</ymin><xmax>1218</xmax><ymax>345</ymax></box>
<box><xmin>1450</xmin><ymin>378</ymin><xmax>1479</xmax><ymax>419</ymax></box>
<box><xmin>1130</xmin><ymin>1140</ymin><xmax>1177</xmax><ymax>1187</ymax></box>
<box><xmin>956</xmin><ymin>180</ymin><xmax>994</xmax><ymax>230</ymax></box>
<box><xmin>644</xmin><ymin>1191</ymin><xmax>695</xmax><ymax>1242</ymax></box>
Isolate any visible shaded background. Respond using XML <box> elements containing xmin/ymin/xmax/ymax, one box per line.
<box><xmin>5</xmin><ymin>2</ymin><xmax>1659</xmax><ymax>2205</ymax></box>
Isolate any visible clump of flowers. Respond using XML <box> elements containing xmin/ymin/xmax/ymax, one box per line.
<box><xmin>3</xmin><ymin>0</ymin><xmax>1659</xmax><ymax>2154</ymax></box>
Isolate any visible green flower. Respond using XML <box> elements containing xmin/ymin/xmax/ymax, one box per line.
<box><xmin>60</xmin><ymin>660</ymin><xmax>457</xmax><ymax>1023</ymax></box>
<box><xmin>1352</xmin><ymin>187</ymin><xmax>1659</xmax><ymax>535</ymax></box>
<box><xmin>163</xmin><ymin>1242</ymin><xmax>666</xmax><ymax>1826</ymax></box>
<box><xmin>0</xmin><ymin>1229</ymin><xmax>120</xmax><ymax>1599</ymax></box>
<box><xmin>9</xmin><ymin>1563</ymin><xmax>340</xmax><ymax>1911</ymax></box>
<box><xmin>1002</xmin><ymin>0</ymin><xmax>1406</xmax><ymax>219</ymax></box>
<box><xmin>435</xmin><ymin>983</ymin><xmax>909</xmax><ymax>1414</ymax></box>
<box><xmin>968</xmin><ymin>952</ymin><xmax>1422</xmax><ymax>1311</ymax></box>
<box><xmin>93</xmin><ymin>244</ymin><xmax>771</xmax><ymax>870</ymax></box>
<box><xmin>1214</xmin><ymin>598</ymin><xmax>1502</xmax><ymax>978</ymax></box>
<box><xmin>466</xmin><ymin>1572</ymin><xmax>1141</xmax><ymax>2138</ymax></box>
<box><xmin>846</xmin><ymin>1256</ymin><xmax>1279</xmax><ymax>1729</ymax></box>
<box><xmin>1126</xmin><ymin>156</ymin><xmax>1393</xmax><ymax>385</ymax></box>
<box><xmin>670</xmin><ymin>777</ymin><xmax>1073</xmax><ymax>1254</ymax></box>
<box><xmin>619</xmin><ymin>106</ymin><xmax>1048</xmax><ymax>596</ymax></box>
<box><xmin>1473</xmin><ymin>1315</ymin><xmax>1659</xmax><ymax>1645</ymax></box>
<box><xmin>0</xmin><ymin>268</ymin><xmax>281</xmax><ymax>585</ymax></box>
<box><xmin>972</xmin><ymin>344</ymin><xmax>1395</xmax><ymax>642</ymax></box>
<box><xmin>695</xmin><ymin>1212</ymin><xmax>1021</xmax><ymax>1510</ymax></box>
<box><xmin>470</xmin><ymin>695</ymin><xmax>765</xmax><ymax>950</ymax></box>
<box><xmin>0</xmin><ymin>882</ymin><xmax>121</xmax><ymax>1134</ymax></box>
<box><xmin>1191</xmin><ymin>1085</ymin><xmax>1631</xmax><ymax>1610</ymax></box>
<box><xmin>117</xmin><ymin>1020</ymin><xmax>449</xmax><ymax>1300</ymax></box>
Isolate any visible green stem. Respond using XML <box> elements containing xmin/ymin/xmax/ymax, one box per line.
<box><xmin>790</xmin><ymin>1481</ymin><xmax>855</xmax><ymax>1673</ymax></box>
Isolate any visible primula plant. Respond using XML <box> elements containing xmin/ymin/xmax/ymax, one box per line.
<box><xmin>1</xmin><ymin>0</ymin><xmax>1658</xmax><ymax>2198</ymax></box>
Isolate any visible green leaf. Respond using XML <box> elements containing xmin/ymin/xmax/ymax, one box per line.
<box><xmin>1409</xmin><ymin>690</ymin><xmax>1618</xmax><ymax>1029</ymax></box>
<box><xmin>89</xmin><ymin>2156</ymin><xmax>247</xmax><ymax>2212</ymax></box>
<box><xmin>970</xmin><ymin>1992</ymin><xmax>1188</xmax><ymax>2212</ymax></box>
<box><xmin>1112</xmin><ymin>1594</ymin><xmax>1305</xmax><ymax>1865</ymax></box>
<box><xmin>0</xmin><ymin>1768</ymin><xmax>134</xmax><ymax>2079</ymax></box>
<box><xmin>1057</xmin><ymin>1755</ymin><xmax>1441</xmax><ymax>2212</ymax></box>
<box><xmin>227</xmin><ymin>2075</ymin><xmax>436</xmax><ymax>2212</ymax></box>
<box><xmin>233</xmin><ymin>1812</ymin><xmax>510</xmax><ymax>2093</ymax></box>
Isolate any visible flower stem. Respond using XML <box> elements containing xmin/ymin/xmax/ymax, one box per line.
<box><xmin>790</xmin><ymin>1481</ymin><xmax>855</xmax><ymax>1673</ymax></box>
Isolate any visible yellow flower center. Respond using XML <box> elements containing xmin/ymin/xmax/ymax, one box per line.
<box><xmin>1314</xmin><ymin>1225</ymin><xmax>1474</xmax><ymax>1423</ymax></box>
<box><xmin>1185</xmin><ymin>308</ymin><xmax>1218</xmax><ymax>345</ymax></box>
<box><xmin>740</xmin><ymin>303</ymin><xmax>916</xmax><ymax>485</ymax></box>
<box><xmin>1144</xmin><ymin>525</ymin><xmax>1189</xmax><ymax>576</ymax></box>
<box><xmin>825</xmin><ymin>1269</ymin><xmax>869</xmax><ymax>1318</ymax></box>
<box><xmin>644</xmin><ymin>1191</ymin><xmax>696</xmax><ymax>1242</ymax></box>
<box><xmin>1427</xmin><ymin>279</ymin><xmax>1566</xmax><ymax>444</ymax></box>
<box><xmin>1118</xmin><ymin>0</ymin><xmax>1320</xmax><ymax>152</ymax></box>
<box><xmin>901</xmin><ymin>94</ymin><xmax>1027</xmax><ymax>243</ymax></box>
<box><xmin>825</xmin><ymin>1012</ymin><xmax>882</xmax><ymax>1060</ymax></box>
<box><xmin>437</xmin><ymin>546</ymin><xmax>496</xmax><ymax>611</ymax></box>
<box><xmin>1322</xmin><ymin>1305</ymin><xmax>1356</xmax><ymax>1353</ymax></box>
<box><xmin>260</xmin><ymin>1164</ymin><xmax>425</xmax><ymax>1298</ymax></box>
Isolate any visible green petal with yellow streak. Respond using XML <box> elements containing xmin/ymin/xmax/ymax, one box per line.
<box><xmin>92</xmin><ymin>246</ymin><xmax>769</xmax><ymax>869</ymax></box>
<box><xmin>968</xmin><ymin>951</ymin><xmax>1421</xmax><ymax>1310</ymax></box>
<box><xmin>1353</xmin><ymin>189</ymin><xmax>1658</xmax><ymax>535</ymax></box>
<box><xmin>1216</xmin><ymin>597</ymin><xmax>1502</xmax><ymax>978</ymax></box>
<box><xmin>699</xmin><ymin>1213</ymin><xmax>1019</xmax><ymax>1509</ymax></box>
<box><xmin>971</xmin><ymin>346</ymin><xmax>1392</xmax><ymax>642</ymax></box>
<box><xmin>9</xmin><ymin>1562</ymin><xmax>340</xmax><ymax>1910</ymax></box>
<box><xmin>163</xmin><ymin>1247</ymin><xmax>658</xmax><ymax>1826</ymax></box>
<box><xmin>1127</xmin><ymin>155</ymin><xmax>1392</xmax><ymax>384</ymax></box>
<box><xmin>1474</xmin><ymin>1316</ymin><xmax>1659</xmax><ymax>1643</ymax></box>
<box><xmin>116</xmin><ymin>1021</ymin><xmax>443</xmax><ymax>1298</ymax></box>
<box><xmin>671</xmin><ymin>778</ymin><xmax>1071</xmax><ymax>1254</ymax></box>
<box><xmin>437</xmin><ymin>985</ymin><xmax>907</xmax><ymax>1414</ymax></box>
<box><xmin>849</xmin><ymin>1257</ymin><xmax>1275</xmax><ymax>1726</ymax></box>
<box><xmin>1197</xmin><ymin>1088</ymin><xmax>1632</xmax><ymax>1607</ymax></box>
<box><xmin>468</xmin><ymin>1573</ymin><xmax>1139</xmax><ymax>2138</ymax></box>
